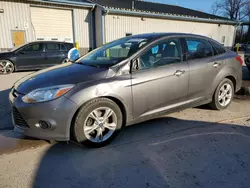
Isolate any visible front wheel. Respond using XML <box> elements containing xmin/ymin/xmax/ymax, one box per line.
<box><xmin>73</xmin><ymin>98</ymin><xmax>123</xmax><ymax>147</ymax></box>
<box><xmin>0</xmin><ymin>60</ymin><xmax>15</xmax><ymax>74</ymax></box>
<box><xmin>209</xmin><ymin>78</ymin><xmax>234</xmax><ymax>110</ymax></box>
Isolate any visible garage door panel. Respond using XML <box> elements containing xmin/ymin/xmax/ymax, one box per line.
<box><xmin>31</xmin><ymin>7</ymin><xmax>73</xmax><ymax>41</ymax></box>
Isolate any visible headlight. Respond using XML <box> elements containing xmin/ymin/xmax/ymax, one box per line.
<box><xmin>22</xmin><ymin>84</ymin><xmax>74</xmax><ymax>103</ymax></box>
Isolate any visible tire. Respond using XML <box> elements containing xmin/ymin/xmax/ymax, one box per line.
<box><xmin>209</xmin><ymin>78</ymin><xmax>234</xmax><ymax>110</ymax></box>
<box><xmin>0</xmin><ymin>60</ymin><xmax>15</xmax><ymax>75</ymax></box>
<box><xmin>73</xmin><ymin>98</ymin><xmax>123</xmax><ymax>148</ymax></box>
<box><xmin>61</xmin><ymin>58</ymin><xmax>69</xmax><ymax>64</ymax></box>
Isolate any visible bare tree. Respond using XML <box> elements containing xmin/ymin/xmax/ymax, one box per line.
<box><xmin>211</xmin><ymin>0</ymin><xmax>248</xmax><ymax>20</ymax></box>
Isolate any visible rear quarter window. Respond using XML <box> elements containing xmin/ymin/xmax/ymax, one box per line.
<box><xmin>209</xmin><ymin>41</ymin><xmax>226</xmax><ymax>55</ymax></box>
<box><xmin>64</xmin><ymin>43</ymin><xmax>74</xmax><ymax>51</ymax></box>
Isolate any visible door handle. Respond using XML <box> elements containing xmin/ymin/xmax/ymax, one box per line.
<box><xmin>174</xmin><ymin>70</ymin><xmax>185</xmax><ymax>77</ymax></box>
<box><xmin>213</xmin><ymin>62</ymin><xmax>220</xmax><ymax>68</ymax></box>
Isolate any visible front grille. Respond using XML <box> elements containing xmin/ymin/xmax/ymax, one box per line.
<box><xmin>12</xmin><ymin>107</ymin><xmax>29</xmax><ymax>128</ymax></box>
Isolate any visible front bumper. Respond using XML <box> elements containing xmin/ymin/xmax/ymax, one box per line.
<box><xmin>9</xmin><ymin>89</ymin><xmax>78</xmax><ymax>141</ymax></box>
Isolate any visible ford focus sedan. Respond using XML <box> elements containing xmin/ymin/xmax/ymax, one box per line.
<box><xmin>9</xmin><ymin>33</ymin><xmax>242</xmax><ymax>147</ymax></box>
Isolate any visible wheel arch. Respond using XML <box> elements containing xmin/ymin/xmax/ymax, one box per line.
<box><xmin>0</xmin><ymin>59</ymin><xmax>16</xmax><ymax>71</ymax></box>
<box><xmin>210</xmin><ymin>67</ymin><xmax>237</xmax><ymax>98</ymax></box>
<box><xmin>69</xmin><ymin>96</ymin><xmax>127</xmax><ymax>140</ymax></box>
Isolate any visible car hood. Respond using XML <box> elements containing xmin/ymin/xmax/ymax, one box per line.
<box><xmin>0</xmin><ymin>51</ymin><xmax>13</xmax><ymax>57</ymax></box>
<box><xmin>14</xmin><ymin>63</ymin><xmax>109</xmax><ymax>94</ymax></box>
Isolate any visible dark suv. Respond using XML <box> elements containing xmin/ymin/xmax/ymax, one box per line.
<box><xmin>0</xmin><ymin>41</ymin><xmax>74</xmax><ymax>74</ymax></box>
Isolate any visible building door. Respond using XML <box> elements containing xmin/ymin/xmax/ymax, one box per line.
<box><xmin>12</xmin><ymin>31</ymin><xmax>25</xmax><ymax>47</ymax></box>
<box><xmin>31</xmin><ymin>7</ymin><xmax>73</xmax><ymax>42</ymax></box>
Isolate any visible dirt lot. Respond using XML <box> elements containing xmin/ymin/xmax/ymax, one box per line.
<box><xmin>0</xmin><ymin>68</ymin><xmax>250</xmax><ymax>188</ymax></box>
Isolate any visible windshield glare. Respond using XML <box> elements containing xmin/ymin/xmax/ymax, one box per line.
<box><xmin>77</xmin><ymin>36</ymin><xmax>150</xmax><ymax>66</ymax></box>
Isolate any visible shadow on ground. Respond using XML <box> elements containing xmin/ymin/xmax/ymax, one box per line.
<box><xmin>0</xmin><ymin>88</ymin><xmax>12</xmax><ymax>130</ymax></box>
<box><xmin>31</xmin><ymin>117</ymin><xmax>250</xmax><ymax>188</ymax></box>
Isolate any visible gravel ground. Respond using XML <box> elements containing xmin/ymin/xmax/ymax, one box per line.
<box><xmin>0</xmin><ymin>115</ymin><xmax>250</xmax><ymax>188</ymax></box>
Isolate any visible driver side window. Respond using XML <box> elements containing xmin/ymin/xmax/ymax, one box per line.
<box><xmin>135</xmin><ymin>38</ymin><xmax>182</xmax><ymax>70</ymax></box>
<box><xmin>23</xmin><ymin>43</ymin><xmax>43</xmax><ymax>52</ymax></box>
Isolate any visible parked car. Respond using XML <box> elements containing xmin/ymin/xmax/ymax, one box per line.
<box><xmin>245</xmin><ymin>52</ymin><xmax>250</xmax><ymax>72</ymax></box>
<box><xmin>9</xmin><ymin>33</ymin><xmax>242</xmax><ymax>147</ymax></box>
<box><xmin>0</xmin><ymin>41</ymin><xmax>74</xmax><ymax>74</ymax></box>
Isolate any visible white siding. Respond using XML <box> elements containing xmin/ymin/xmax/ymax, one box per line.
<box><xmin>73</xmin><ymin>8</ymin><xmax>93</xmax><ymax>54</ymax></box>
<box><xmin>105</xmin><ymin>14</ymin><xmax>236</xmax><ymax>47</ymax></box>
<box><xmin>0</xmin><ymin>0</ymin><xmax>92</xmax><ymax>53</ymax></box>
<box><xmin>0</xmin><ymin>0</ymin><xmax>33</xmax><ymax>50</ymax></box>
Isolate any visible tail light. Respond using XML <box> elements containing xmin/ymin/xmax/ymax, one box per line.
<box><xmin>236</xmin><ymin>55</ymin><xmax>243</xmax><ymax>65</ymax></box>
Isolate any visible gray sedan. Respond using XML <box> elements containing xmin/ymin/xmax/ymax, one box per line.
<box><xmin>10</xmin><ymin>33</ymin><xmax>242</xmax><ymax>147</ymax></box>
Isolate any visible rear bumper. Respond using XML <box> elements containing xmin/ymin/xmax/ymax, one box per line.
<box><xmin>9</xmin><ymin>89</ymin><xmax>78</xmax><ymax>141</ymax></box>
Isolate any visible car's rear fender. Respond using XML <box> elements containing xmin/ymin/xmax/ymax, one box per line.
<box><xmin>210</xmin><ymin>66</ymin><xmax>238</xmax><ymax>98</ymax></box>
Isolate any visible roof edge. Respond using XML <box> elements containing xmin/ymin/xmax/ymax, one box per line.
<box><xmin>104</xmin><ymin>8</ymin><xmax>241</xmax><ymax>25</ymax></box>
<box><xmin>29</xmin><ymin>0</ymin><xmax>95</xmax><ymax>8</ymax></box>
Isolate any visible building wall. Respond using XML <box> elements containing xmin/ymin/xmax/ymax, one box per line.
<box><xmin>0</xmin><ymin>0</ymin><xmax>34</xmax><ymax>51</ymax></box>
<box><xmin>0</xmin><ymin>0</ymin><xmax>93</xmax><ymax>54</ymax></box>
<box><xmin>73</xmin><ymin>8</ymin><xmax>93</xmax><ymax>55</ymax></box>
<box><xmin>104</xmin><ymin>14</ymin><xmax>236</xmax><ymax>48</ymax></box>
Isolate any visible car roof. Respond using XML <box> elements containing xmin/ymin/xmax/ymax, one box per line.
<box><xmin>129</xmin><ymin>32</ymin><xmax>212</xmax><ymax>40</ymax></box>
<box><xmin>27</xmin><ymin>41</ymin><xmax>73</xmax><ymax>44</ymax></box>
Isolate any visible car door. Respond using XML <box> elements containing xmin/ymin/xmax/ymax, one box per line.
<box><xmin>131</xmin><ymin>38</ymin><xmax>189</xmax><ymax>118</ymax></box>
<box><xmin>16</xmin><ymin>43</ymin><xmax>45</xmax><ymax>69</ymax></box>
<box><xmin>44</xmin><ymin>43</ymin><xmax>67</xmax><ymax>67</ymax></box>
<box><xmin>182</xmin><ymin>37</ymin><xmax>223</xmax><ymax>102</ymax></box>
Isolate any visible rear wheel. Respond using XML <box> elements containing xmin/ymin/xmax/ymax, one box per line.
<box><xmin>0</xmin><ymin>60</ymin><xmax>15</xmax><ymax>74</ymax></box>
<box><xmin>209</xmin><ymin>78</ymin><xmax>234</xmax><ymax>110</ymax></box>
<box><xmin>73</xmin><ymin>98</ymin><xmax>123</xmax><ymax>147</ymax></box>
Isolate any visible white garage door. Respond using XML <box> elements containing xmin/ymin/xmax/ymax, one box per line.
<box><xmin>31</xmin><ymin>7</ymin><xmax>73</xmax><ymax>42</ymax></box>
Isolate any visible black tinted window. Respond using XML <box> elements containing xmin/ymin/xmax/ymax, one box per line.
<box><xmin>185</xmin><ymin>38</ymin><xmax>213</xmax><ymax>60</ymax></box>
<box><xmin>135</xmin><ymin>38</ymin><xmax>182</xmax><ymax>70</ymax></box>
<box><xmin>65</xmin><ymin>43</ymin><xmax>74</xmax><ymax>50</ymax></box>
<box><xmin>209</xmin><ymin>41</ymin><xmax>226</xmax><ymax>55</ymax></box>
<box><xmin>46</xmin><ymin>43</ymin><xmax>60</xmax><ymax>51</ymax></box>
<box><xmin>23</xmin><ymin>44</ymin><xmax>43</xmax><ymax>52</ymax></box>
<box><xmin>60</xmin><ymin>44</ymin><xmax>67</xmax><ymax>51</ymax></box>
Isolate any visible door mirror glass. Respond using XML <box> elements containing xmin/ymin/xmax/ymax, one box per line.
<box><xmin>68</xmin><ymin>48</ymin><xmax>80</xmax><ymax>61</ymax></box>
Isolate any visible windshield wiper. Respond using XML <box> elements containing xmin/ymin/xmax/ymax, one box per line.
<box><xmin>77</xmin><ymin>62</ymin><xmax>100</xmax><ymax>68</ymax></box>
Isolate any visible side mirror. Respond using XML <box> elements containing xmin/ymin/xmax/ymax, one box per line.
<box><xmin>118</xmin><ymin>62</ymin><xmax>131</xmax><ymax>76</ymax></box>
<box><xmin>68</xmin><ymin>48</ymin><xmax>80</xmax><ymax>61</ymax></box>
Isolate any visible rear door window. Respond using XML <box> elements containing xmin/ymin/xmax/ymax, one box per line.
<box><xmin>45</xmin><ymin>43</ymin><xmax>60</xmax><ymax>51</ymax></box>
<box><xmin>185</xmin><ymin>38</ymin><xmax>213</xmax><ymax>60</ymax></box>
<box><xmin>209</xmin><ymin>41</ymin><xmax>226</xmax><ymax>55</ymax></box>
<box><xmin>60</xmin><ymin>44</ymin><xmax>67</xmax><ymax>51</ymax></box>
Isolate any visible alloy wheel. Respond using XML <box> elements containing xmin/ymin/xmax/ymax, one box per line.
<box><xmin>83</xmin><ymin>107</ymin><xmax>117</xmax><ymax>143</ymax></box>
<box><xmin>218</xmin><ymin>83</ymin><xmax>233</xmax><ymax>107</ymax></box>
<box><xmin>0</xmin><ymin>60</ymin><xmax>14</xmax><ymax>74</ymax></box>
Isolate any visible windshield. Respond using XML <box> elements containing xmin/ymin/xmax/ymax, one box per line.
<box><xmin>10</xmin><ymin>44</ymin><xmax>27</xmax><ymax>52</ymax></box>
<box><xmin>76</xmin><ymin>36</ymin><xmax>151</xmax><ymax>67</ymax></box>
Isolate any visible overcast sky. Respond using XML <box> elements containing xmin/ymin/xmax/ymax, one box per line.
<box><xmin>150</xmin><ymin>0</ymin><xmax>217</xmax><ymax>13</ymax></box>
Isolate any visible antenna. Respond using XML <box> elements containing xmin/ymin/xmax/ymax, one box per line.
<box><xmin>190</xmin><ymin>28</ymin><xmax>195</xmax><ymax>34</ymax></box>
